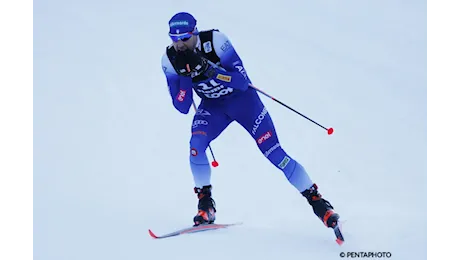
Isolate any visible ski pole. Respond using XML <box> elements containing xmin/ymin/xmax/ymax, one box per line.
<box><xmin>249</xmin><ymin>83</ymin><xmax>334</xmax><ymax>135</ymax></box>
<box><xmin>203</xmin><ymin>59</ymin><xmax>333</xmax><ymax>135</ymax></box>
<box><xmin>192</xmin><ymin>101</ymin><xmax>219</xmax><ymax>167</ymax></box>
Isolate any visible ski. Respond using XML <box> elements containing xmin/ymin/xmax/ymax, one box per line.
<box><xmin>148</xmin><ymin>222</ymin><xmax>242</xmax><ymax>239</ymax></box>
<box><xmin>333</xmin><ymin>220</ymin><xmax>345</xmax><ymax>245</ymax></box>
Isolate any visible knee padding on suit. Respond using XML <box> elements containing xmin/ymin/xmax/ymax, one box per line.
<box><xmin>189</xmin><ymin>134</ymin><xmax>209</xmax><ymax>164</ymax></box>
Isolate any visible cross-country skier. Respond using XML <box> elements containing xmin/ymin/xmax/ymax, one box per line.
<box><xmin>161</xmin><ymin>12</ymin><xmax>340</xmax><ymax>229</ymax></box>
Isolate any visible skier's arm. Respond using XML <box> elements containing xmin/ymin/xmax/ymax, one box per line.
<box><xmin>182</xmin><ymin>31</ymin><xmax>250</xmax><ymax>91</ymax></box>
<box><xmin>161</xmin><ymin>53</ymin><xmax>193</xmax><ymax>114</ymax></box>
<box><xmin>210</xmin><ymin>31</ymin><xmax>251</xmax><ymax>91</ymax></box>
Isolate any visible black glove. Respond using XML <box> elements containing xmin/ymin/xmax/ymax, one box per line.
<box><xmin>174</xmin><ymin>50</ymin><xmax>213</xmax><ymax>78</ymax></box>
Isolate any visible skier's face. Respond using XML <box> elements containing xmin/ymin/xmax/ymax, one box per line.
<box><xmin>173</xmin><ymin>35</ymin><xmax>197</xmax><ymax>52</ymax></box>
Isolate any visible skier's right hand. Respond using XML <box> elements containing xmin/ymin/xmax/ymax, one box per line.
<box><xmin>174</xmin><ymin>50</ymin><xmax>212</xmax><ymax>77</ymax></box>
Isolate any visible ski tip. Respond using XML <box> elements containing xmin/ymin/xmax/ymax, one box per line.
<box><xmin>148</xmin><ymin>229</ymin><xmax>158</xmax><ymax>239</ymax></box>
<box><xmin>336</xmin><ymin>238</ymin><xmax>344</xmax><ymax>246</ymax></box>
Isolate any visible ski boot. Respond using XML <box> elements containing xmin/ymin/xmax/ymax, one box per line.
<box><xmin>302</xmin><ymin>183</ymin><xmax>340</xmax><ymax>228</ymax></box>
<box><xmin>193</xmin><ymin>185</ymin><xmax>216</xmax><ymax>226</ymax></box>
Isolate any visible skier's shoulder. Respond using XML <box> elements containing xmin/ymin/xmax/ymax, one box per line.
<box><xmin>198</xmin><ymin>29</ymin><xmax>233</xmax><ymax>57</ymax></box>
<box><xmin>161</xmin><ymin>45</ymin><xmax>177</xmax><ymax>76</ymax></box>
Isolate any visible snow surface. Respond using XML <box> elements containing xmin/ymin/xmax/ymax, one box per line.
<box><xmin>34</xmin><ymin>0</ymin><xmax>426</xmax><ymax>259</ymax></box>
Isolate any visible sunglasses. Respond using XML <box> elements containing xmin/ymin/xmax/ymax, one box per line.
<box><xmin>169</xmin><ymin>27</ymin><xmax>198</xmax><ymax>42</ymax></box>
<box><xmin>169</xmin><ymin>32</ymin><xmax>193</xmax><ymax>42</ymax></box>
